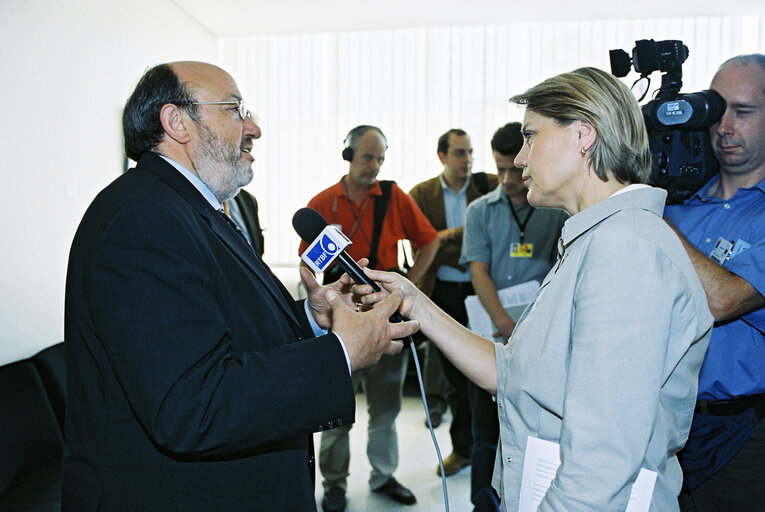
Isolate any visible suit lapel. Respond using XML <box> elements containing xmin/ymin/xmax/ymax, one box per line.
<box><xmin>466</xmin><ymin>175</ymin><xmax>481</xmax><ymax>203</ymax></box>
<box><xmin>207</xmin><ymin>209</ymin><xmax>302</xmax><ymax>326</ymax></box>
<box><xmin>138</xmin><ymin>153</ymin><xmax>302</xmax><ymax>329</ymax></box>
<box><xmin>428</xmin><ymin>178</ymin><xmax>447</xmax><ymax>230</ymax></box>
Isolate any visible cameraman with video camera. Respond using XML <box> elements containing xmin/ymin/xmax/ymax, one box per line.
<box><xmin>665</xmin><ymin>54</ymin><xmax>765</xmax><ymax>512</ymax></box>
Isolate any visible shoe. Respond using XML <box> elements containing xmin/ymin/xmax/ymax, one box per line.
<box><xmin>437</xmin><ymin>451</ymin><xmax>471</xmax><ymax>476</ymax></box>
<box><xmin>425</xmin><ymin>411</ymin><xmax>442</xmax><ymax>428</ymax></box>
<box><xmin>321</xmin><ymin>486</ymin><xmax>346</xmax><ymax>512</ymax></box>
<box><xmin>374</xmin><ymin>477</ymin><xmax>417</xmax><ymax>505</ymax></box>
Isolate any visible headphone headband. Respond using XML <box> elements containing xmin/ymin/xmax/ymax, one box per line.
<box><xmin>342</xmin><ymin>125</ymin><xmax>386</xmax><ymax>162</ymax></box>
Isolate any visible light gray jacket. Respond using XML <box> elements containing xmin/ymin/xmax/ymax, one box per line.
<box><xmin>494</xmin><ymin>186</ymin><xmax>713</xmax><ymax>512</ymax></box>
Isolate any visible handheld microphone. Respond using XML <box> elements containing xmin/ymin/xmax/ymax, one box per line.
<box><xmin>292</xmin><ymin>207</ymin><xmax>405</xmax><ymax>322</ymax></box>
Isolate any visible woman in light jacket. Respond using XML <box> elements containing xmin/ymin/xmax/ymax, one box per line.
<box><xmin>356</xmin><ymin>67</ymin><xmax>713</xmax><ymax>511</ymax></box>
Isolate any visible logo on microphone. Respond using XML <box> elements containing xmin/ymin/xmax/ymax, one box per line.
<box><xmin>302</xmin><ymin>226</ymin><xmax>352</xmax><ymax>274</ymax></box>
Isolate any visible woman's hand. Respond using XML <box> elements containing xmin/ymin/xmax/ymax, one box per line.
<box><xmin>324</xmin><ymin>288</ymin><xmax>418</xmax><ymax>371</ymax></box>
<box><xmin>362</xmin><ymin>266</ymin><xmax>498</xmax><ymax>394</ymax></box>
<box><xmin>355</xmin><ymin>267</ymin><xmax>425</xmax><ymax>320</ymax></box>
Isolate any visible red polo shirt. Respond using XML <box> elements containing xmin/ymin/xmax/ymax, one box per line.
<box><xmin>298</xmin><ymin>178</ymin><xmax>438</xmax><ymax>270</ymax></box>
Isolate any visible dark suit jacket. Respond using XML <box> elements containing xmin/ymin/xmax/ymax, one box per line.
<box><xmin>409</xmin><ymin>172</ymin><xmax>498</xmax><ymax>296</ymax></box>
<box><xmin>233</xmin><ymin>189</ymin><xmax>265</xmax><ymax>258</ymax></box>
<box><xmin>63</xmin><ymin>152</ymin><xmax>355</xmax><ymax>511</ymax></box>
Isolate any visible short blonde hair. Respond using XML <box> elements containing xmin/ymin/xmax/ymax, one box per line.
<box><xmin>510</xmin><ymin>67</ymin><xmax>651</xmax><ymax>184</ymax></box>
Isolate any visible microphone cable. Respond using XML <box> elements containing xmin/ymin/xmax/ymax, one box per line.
<box><xmin>405</xmin><ymin>333</ymin><xmax>450</xmax><ymax>512</ymax></box>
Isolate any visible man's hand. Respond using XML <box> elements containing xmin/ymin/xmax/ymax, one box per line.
<box><xmin>492</xmin><ymin>312</ymin><xmax>516</xmax><ymax>343</ymax></box>
<box><xmin>407</xmin><ymin>236</ymin><xmax>441</xmax><ymax>286</ymax></box>
<box><xmin>301</xmin><ymin>258</ymin><xmax>370</xmax><ymax>329</ymax></box>
<box><xmin>325</xmin><ymin>288</ymin><xmax>419</xmax><ymax>372</ymax></box>
<box><xmin>470</xmin><ymin>261</ymin><xmax>515</xmax><ymax>342</ymax></box>
<box><xmin>437</xmin><ymin>227</ymin><xmax>461</xmax><ymax>243</ymax></box>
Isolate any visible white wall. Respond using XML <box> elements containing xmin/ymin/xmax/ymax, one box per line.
<box><xmin>0</xmin><ymin>0</ymin><xmax>218</xmax><ymax>365</ymax></box>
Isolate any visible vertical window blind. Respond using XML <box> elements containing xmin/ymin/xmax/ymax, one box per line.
<box><xmin>221</xmin><ymin>15</ymin><xmax>764</xmax><ymax>268</ymax></box>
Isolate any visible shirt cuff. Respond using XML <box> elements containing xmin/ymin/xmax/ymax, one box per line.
<box><xmin>303</xmin><ymin>300</ymin><xmax>352</xmax><ymax>374</ymax></box>
<box><xmin>333</xmin><ymin>331</ymin><xmax>352</xmax><ymax>375</ymax></box>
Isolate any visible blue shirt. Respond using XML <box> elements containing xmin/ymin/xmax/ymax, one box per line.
<box><xmin>159</xmin><ymin>155</ymin><xmax>222</xmax><ymax>210</ymax></box>
<box><xmin>460</xmin><ymin>186</ymin><xmax>566</xmax><ymax>290</ymax></box>
<box><xmin>437</xmin><ymin>173</ymin><xmax>472</xmax><ymax>283</ymax></box>
<box><xmin>665</xmin><ymin>175</ymin><xmax>765</xmax><ymax>400</ymax></box>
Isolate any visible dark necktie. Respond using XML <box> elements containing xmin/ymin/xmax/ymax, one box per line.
<box><xmin>218</xmin><ymin>208</ymin><xmax>296</xmax><ymax>315</ymax></box>
<box><xmin>218</xmin><ymin>208</ymin><xmax>254</xmax><ymax>252</ymax></box>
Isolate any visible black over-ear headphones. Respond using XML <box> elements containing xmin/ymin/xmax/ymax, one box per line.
<box><xmin>342</xmin><ymin>125</ymin><xmax>387</xmax><ymax>162</ymax></box>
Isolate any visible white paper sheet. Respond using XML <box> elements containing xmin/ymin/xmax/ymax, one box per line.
<box><xmin>464</xmin><ymin>280</ymin><xmax>539</xmax><ymax>340</ymax></box>
<box><xmin>519</xmin><ymin>436</ymin><xmax>657</xmax><ymax>512</ymax></box>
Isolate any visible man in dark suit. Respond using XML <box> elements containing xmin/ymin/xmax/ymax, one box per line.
<box><xmin>225</xmin><ymin>189</ymin><xmax>265</xmax><ymax>257</ymax></box>
<box><xmin>63</xmin><ymin>61</ymin><xmax>416</xmax><ymax>512</ymax></box>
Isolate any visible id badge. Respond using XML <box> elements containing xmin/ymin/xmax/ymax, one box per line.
<box><xmin>709</xmin><ymin>237</ymin><xmax>733</xmax><ymax>266</ymax></box>
<box><xmin>510</xmin><ymin>243</ymin><xmax>533</xmax><ymax>258</ymax></box>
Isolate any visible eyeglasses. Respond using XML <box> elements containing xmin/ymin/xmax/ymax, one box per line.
<box><xmin>178</xmin><ymin>99</ymin><xmax>256</xmax><ymax>122</ymax></box>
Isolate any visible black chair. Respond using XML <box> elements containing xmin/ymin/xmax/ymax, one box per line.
<box><xmin>31</xmin><ymin>343</ymin><xmax>66</xmax><ymax>435</ymax></box>
<box><xmin>0</xmin><ymin>360</ymin><xmax>63</xmax><ymax>511</ymax></box>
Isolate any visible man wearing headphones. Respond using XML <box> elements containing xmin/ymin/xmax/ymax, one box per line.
<box><xmin>299</xmin><ymin>125</ymin><xmax>442</xmax><ymax>511</ymax></box>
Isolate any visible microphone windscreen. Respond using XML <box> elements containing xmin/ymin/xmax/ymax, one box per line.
<box><xmin>292</xmin><ymin>207</ymin><xmax>328</xmax><ymax>243</ymax></box>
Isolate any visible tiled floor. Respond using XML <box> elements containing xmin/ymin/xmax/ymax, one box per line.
<box><xmin>314</xmin><ymin>377</ymin><xmax>473</xmax><ymax>512</ymax></box>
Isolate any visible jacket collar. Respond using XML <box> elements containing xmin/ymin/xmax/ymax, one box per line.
<box><xmin>137</xmin><ymin>152</ymin><xmax>301</xmax><ymax>328</ymax></box>
<box><xmin>561</xmin><ymin>186</ymin><xmax>666</xmax><ymax>251</ymax></box>
<box><xmin>688</xmin><ymin>173</ymin><xmax>765</xmax><ymax>203</ymax></box>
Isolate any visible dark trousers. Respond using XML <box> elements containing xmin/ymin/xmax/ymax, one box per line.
<box><xmin>679</xmin><ymin>415</ymin><xmax>765</xmax><ymax>512</ymax></box>
<box><xmin>430</xmin><ymin>280</ymin><xmax>473</xmax><ymax>458</ymax></box>
<box><xmin>422</xmin><ymin>339</ymin><xmax>449</xmax><ymax>416</ymax></box>
<box><xmin>469</xmin><ymin>382</ymin><xmax>500</xmax><ymax>512</ymax></box>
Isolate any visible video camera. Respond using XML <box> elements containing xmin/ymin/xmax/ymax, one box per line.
<box><xmin>610</xmin><ymin>39</ymin><xmax>726</xmax><ymax>203</ymax></box>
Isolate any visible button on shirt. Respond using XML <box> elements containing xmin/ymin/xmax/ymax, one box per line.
<box><xmin>665</xmin><ymin>175</ymin><xmax>765</xmax><ymax>400</ymax></box>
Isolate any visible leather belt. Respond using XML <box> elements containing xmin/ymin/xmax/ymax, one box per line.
<box><xmin>695</xmin><ymin>393</ymin><xmax>765</xmax><ymax>418</ymax></box>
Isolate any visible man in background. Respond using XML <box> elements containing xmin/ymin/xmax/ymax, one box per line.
<box><xmin>665</xmin><ymin>54</ymin><xmax>765</xmax><ymax>512</ymax></box>
<box><xmin>300</xmin><ymin>125</ymin><xmax>443</xmax><ymax>511</ymax></box>
<box><xmin>409</xmin><ymin>128</ymin><xmax>497</xmax><ymax>477</ymax></box>
<box><xmin>461</xmin><ymin>122</ymin><xmax>566</xmax><ymax>511</ymax></box>
<box><xmin>223</xmin><ymin>188</ymin><xmax>264</xmax><ymax>257</ymax></box>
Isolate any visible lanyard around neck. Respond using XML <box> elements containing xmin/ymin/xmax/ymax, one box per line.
<box><xmin>333</xmin><ymin>178</ymin><xmax>372</xmax><ymax>244</ymax></box>
<box><xmin>508</xmin><ymin>199</ymin><xmax>534</xmax><ymax>244</ymax></box>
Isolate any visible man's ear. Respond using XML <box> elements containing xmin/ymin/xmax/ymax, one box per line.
<box><xmin>437</xmin><ymin>151</ymin><xmax>447</xmax><ymax>165</ymax></box>
<box><xmin>577</xmin><ymin>120</ymin><xmax>597</xmax><ymax>152</ymax></box>
<box><xmin>159</xmin><ymin>103</ymin><xmax>192</xmax><ymax>145</ymax></box>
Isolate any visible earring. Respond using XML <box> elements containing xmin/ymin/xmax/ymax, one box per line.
<box><xmin>581</xmin><ymin>147</ymin><xmax>587</xmax><ymax>155</ymax></box>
